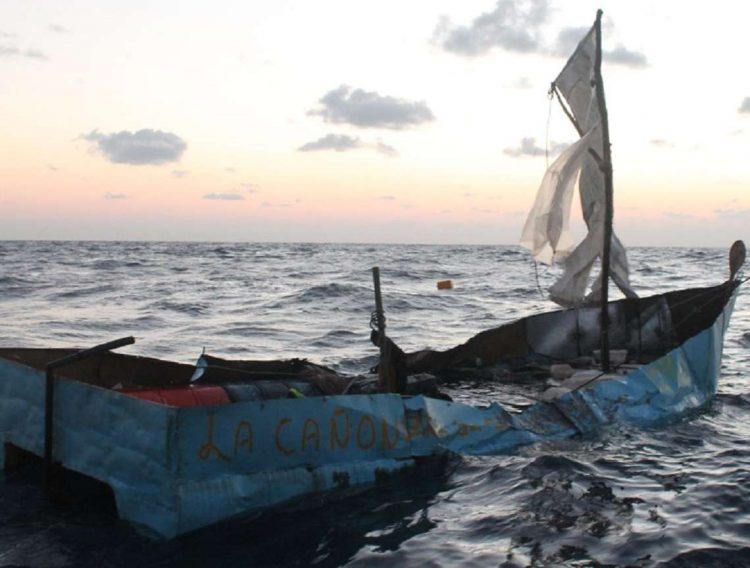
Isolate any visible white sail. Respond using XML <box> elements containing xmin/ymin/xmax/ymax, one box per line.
<box><xmin>519</xmin><ymin>125</ymin><xmax>599</xmax><ymax>265</ymax></box>
<box><xmin>520</xmin><ymin>23</ymin><xmax>637</xmax><ymax>307</ymax></box>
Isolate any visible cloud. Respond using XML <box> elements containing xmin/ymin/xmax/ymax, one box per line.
<box><xmin>503</xmin><ymin>137</ymin><xmax>568</xmax><ymax>157</ymax></box>
<box><xmin>552</xmin><ymin>26</ymin><xmax>646</xmax><ymax>67</ymax></box>
<box><xmin>510</xmin><ymin>76</ymin><xmax>533</xmax><ymax>89</ymax></box>
<box><xmin>46</xmin><ymin>164</ymin><xmax>59</xmax><ymax>172</ymax></box>
<box><xmin>261</xmin><ymin>202</ymin><xmax>291</xmax><ymax>208</ymax></box>
<box><xmin>0</xmin><ymin>31</ymin><xmax>49</xmax><ymax>60</ymax></box>
<box><xmin>309</xmin><ymin>86</ymin><xmax>434</xmax><ymax>129</ymax></box>
<box><xmin>604</xmin><ymin>45</ymin><xmax>647</xmax><ymax>68</ymax></box>
<box><xmin>203</xmin><ymin>193</ymin><xmax>244</xmax><ymax>201</ymax></box>
<box><xmin>23</xmin><ymin>48</ymin><xmax>47</xmax><ymax>59</ymax></box>
<box><xmin>715</xmin><ymin>207</ymin><xmax>750</xmax><ymax>219</ymax></box>
<box><xmin>298</xmin><ymin>133</ymin><xmax>399</xmax><ymax>156</ymax></box>
<box><xmin>375</xmin><ymin>195</ymin><xmax>395</xmax><ymax>201</ymax></box>
<box><xmin>0</xmin><ymin>44</ymin><xmax>48</xmax><ymax>60</ymax></box>
<box><xmin>104</xmin><ymin>192</ymin><xmax>128</xmax><ymax>199</ymax></box>
<box><xmin>299</xmin><ymin>133</ymin><xmax>363</xmax><ymax>152</ymax></box>
<box><xmin>739</xmin><ymin>98</ymin><xmax>750</xmax><ymax>114</ymax></box>
<box><xmin>552</xmin><ymin>26</ymin><xmax>590</xmax><ymax>56</ymax></box>
<box><xmin>82</xmin><ymin>129</ymin><xmax>187</xmax><ymax>165</ymax></box>
<box><xmin>433</xmin><ymin>0</ymin><xmax>549</xmax><ymax>56</ymax></box>
<box><xmin>171</xmin><ymin>169</ymin><xmax>188</xmax><ymax>178</ymax></box>
<box><xmin>438</xmin><ymin>7</ymin><xmax>647</xmax><ymax>69</ymax></box>
<box><xmin>375</xmin><ymin>139</ymin><xmax>398</xmax><ymax>157</ymax></box>
<box><xmin>49</xmin><ymin>24</ymin><xmax>68</xmax><ymax>33</ymax></box>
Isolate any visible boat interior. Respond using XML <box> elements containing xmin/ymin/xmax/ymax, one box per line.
<box><xmin>387</xmin><ymin>281</ymin><xmax>738</xmax><ymax>378</ymax></box>
<box><xmin>0</xmin><ymin>281</ymin><xmax>738</xmax><ymax>406</ymax></box>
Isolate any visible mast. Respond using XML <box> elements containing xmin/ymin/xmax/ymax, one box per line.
<box><xmin>593</xmin><ymin>9</ymin><xmax>613</xmax><ymax>372</ymax></box>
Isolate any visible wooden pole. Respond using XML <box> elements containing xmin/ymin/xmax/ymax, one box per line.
<box><xmin>593</xmin><ymin>9</ymin><xmax>612</xmax><ymax>373</ymax></box>
<box><xmin>371</xmin><ymin>267</ymin><xmax>395</xmax><ymax>392</ymax></box>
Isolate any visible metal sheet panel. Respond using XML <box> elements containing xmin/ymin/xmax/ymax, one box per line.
<box><xmin>525</xmin><ymin>297</ymin><xmax>674</xmax><ymax>361</ymax></box>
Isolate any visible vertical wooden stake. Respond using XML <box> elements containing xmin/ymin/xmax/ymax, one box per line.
<box><xmin>44</xmin><ymin>336</ymin><xmax>135</xmax><ymax>496</ymax></box>
<box><xmin>372</xmin><ymin>267</ymin><xmax>396</xmax><ymax>392</ymax></box>
<box><xmin>594</xmin><ymin>9</ymin><xmax>612</xmax><ymax>373</ymax></box>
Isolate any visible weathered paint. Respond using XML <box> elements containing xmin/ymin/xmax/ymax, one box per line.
<box><xmin>0</xmin><ymin>292</ymin><xmax>737</xmax><ymax>537</ymax></box>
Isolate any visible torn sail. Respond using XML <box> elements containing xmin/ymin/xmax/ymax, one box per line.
<box><xmin>520</xmin><ymin>24</ymin><xmax>637</xmax><ymax>307</ymax></box>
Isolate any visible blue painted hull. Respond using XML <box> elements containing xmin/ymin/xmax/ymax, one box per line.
<box><xmin>0</xmin><ymin>289</ymin><xmax>738</xmax><ymax>537</ymax></box>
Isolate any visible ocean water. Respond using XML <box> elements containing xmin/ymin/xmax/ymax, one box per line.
<box><xmin>0</xmin><ymin>240</ymin><xmax>748</xmax><ymax>567</ymax></box>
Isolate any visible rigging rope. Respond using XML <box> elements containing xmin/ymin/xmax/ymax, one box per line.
<box><xmin>369</xmin><ymin>310</ymin><xmax>384</xmax><ymax>332</ymax></box>
<box><xmin>532</xmin><ymin>87</ymin><xmax>557</xmax><ymax>296</ymax></box>
<box><xmin>545</xmin><ymin>86</ymin><xmax>554</xmax><ymax>168</ymax></box>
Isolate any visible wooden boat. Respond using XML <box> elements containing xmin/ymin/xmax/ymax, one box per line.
<box><xmin>0</xmin><ymin>11</ymin><xmax>743</xmax><ymax>538</ymax></box>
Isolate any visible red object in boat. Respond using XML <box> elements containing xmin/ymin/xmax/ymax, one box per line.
<box><xmin>119</xmin><ymin>385</ymin><xmax>230</xmax><ymax>407</ymax></box>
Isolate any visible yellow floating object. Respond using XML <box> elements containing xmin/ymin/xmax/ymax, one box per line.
<box><xmin>437</xmin><ymin>280</ymin><xmax>453</xmax><ymax>290</ymax></box>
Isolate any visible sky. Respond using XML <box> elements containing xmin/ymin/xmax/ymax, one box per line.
<box><xmin>1</xmin><ymin>0</ymin><xmax>748</xmax><ymax>246</ymax></box>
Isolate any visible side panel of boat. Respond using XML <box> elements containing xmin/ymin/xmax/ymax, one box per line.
<box><xmin>402</xmin><ymin>396</ymin><xmax>576</xmax><ymax>454</ymax></box>
<box><xmin>0</xmin><ymin>360</ymin><xmax>47</xmax><ymax>462</ymax></box>
<box><xmin>172</xmin><ymin>394</ymin><xmax>417</xmax><ymax>535</ymax></box>
<box><xmin>0</xmin><ymin>360</ymin><xmax>181</xmax><ymax>536</ymax></box>
<box><xmin>55</xmin><ymin>384</ymin><xmax>182</xmax><ymax>537</ymax></box>
<box><xmin>168</xmin><ymin>393</ymin><xmax>578</xmax><ymax>535</ymax></box>
<box><xmin>562</xmin><ymin>290</ymin><xmax>738</xmax><ymax>428</ymax></box>
<box><xmin>426</xmin><ymin>288</ymin><xmax>739</xmax><ymax>451</ymax></box>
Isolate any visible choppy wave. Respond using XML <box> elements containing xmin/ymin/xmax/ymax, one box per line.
<box><xmin>0</xmin><ymin>240</ymin><xmax>748</xmax><ymax>567</ymax></box>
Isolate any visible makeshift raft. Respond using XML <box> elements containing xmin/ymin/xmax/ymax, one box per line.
<box><xmin>0</xmin><ymin>278</ymin><xmax>739</xmax><ymax>538</ymax></box>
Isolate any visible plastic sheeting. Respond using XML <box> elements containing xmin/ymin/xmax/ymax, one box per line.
<box><xmin>520</xmin><ymin>126</ymin><xmax>600</xmax><ymax>265</ymax></box>
<box><xmin>520</xmin><ymin>23</ymin><xmax>637</xmax><ymax>307</ymax></box>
